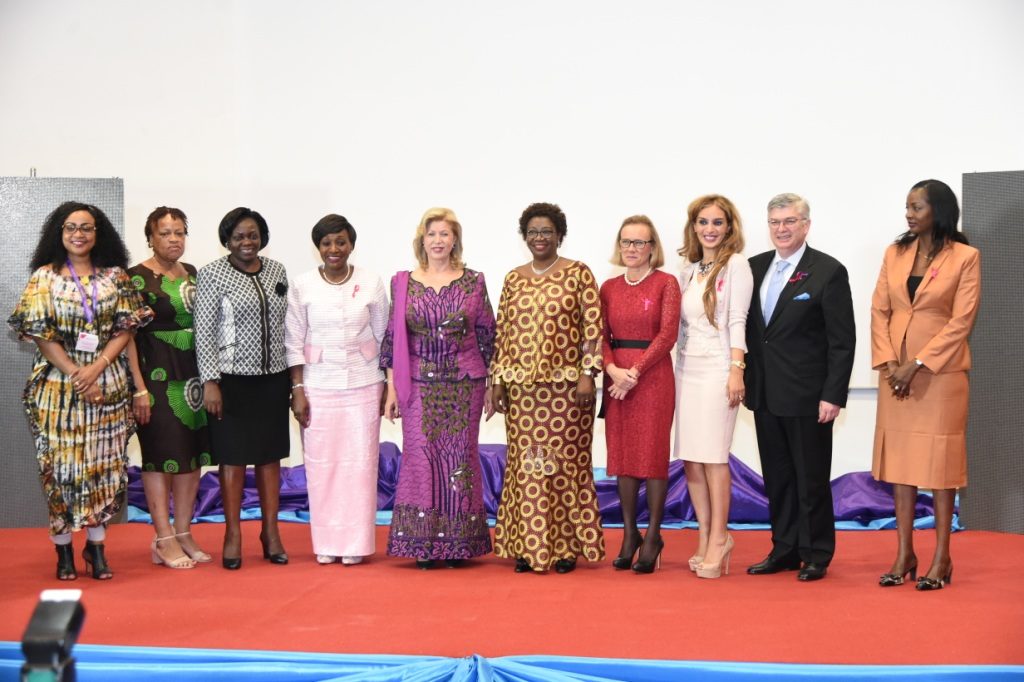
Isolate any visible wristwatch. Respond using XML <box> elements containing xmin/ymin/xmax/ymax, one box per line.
<box><xmin>581</xmin><ymin>367</ymin><xmax>597</xmax><ymax>378</ymax></box>
<box><xmin>730</xmin><ymin>360</ymin><xmax>746</xmax><ymax>370</ymax></box>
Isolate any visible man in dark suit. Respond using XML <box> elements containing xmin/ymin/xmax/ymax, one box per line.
<box><xmin>744</xmin><ymin>193</ymin><xmax>856</xmax><ymax>581</ymax></box>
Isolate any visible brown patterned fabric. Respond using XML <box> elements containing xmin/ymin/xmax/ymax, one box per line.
<box><xmin>494</xmin><ymin>381</ymin><xmax>604</xmax><ymax>570</ymax></box>
<box><xmin>491</xmin><ymin>261</ymin><xmax>605</xmax><ymax>570</ymax></box>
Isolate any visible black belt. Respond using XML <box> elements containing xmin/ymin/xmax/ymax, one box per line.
<box><xmin>610</xmin><ymin>339</ymin><xmax>651</xmax><ymax>349</ymax></box>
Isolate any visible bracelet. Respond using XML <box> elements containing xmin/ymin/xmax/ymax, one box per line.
<box><xmin>99</xmin><ymin>355</ymin><xmax>111</xmax><ymax>368</ymax></box>
<box><xmin>133</xmin><ymin>390</ymin><xmax>149</xmax><ymax>398</ymax></box>
<box><xmin>291</xmin><ymin>383</ymin><xmax>305</xmax><ymax>390</ymax></box>
<box><xmin>730</xmin><ymin>360</ymin><xmax>747</xmax><ymax>370</ymax></box>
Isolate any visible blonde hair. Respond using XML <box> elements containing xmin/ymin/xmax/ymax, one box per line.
<box><xmin>609</xmin><ymin>215</ymin><xmax>665</xmax><ymax>269</ymax></box>
<box><xmin>679</xmin><ymin>195</ymin><xmax>745</xmax><ymax>327</ymax></box>
<box><xmin>413</xmin><ymin>207</ymin><xmax>464</xmax><ymax>270</ymax></box>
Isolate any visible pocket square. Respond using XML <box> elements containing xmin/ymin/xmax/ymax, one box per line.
<box><xmin>793</xmin><ymin>292</ymin><xmax>811</xmax><ymax>301</ymax></box>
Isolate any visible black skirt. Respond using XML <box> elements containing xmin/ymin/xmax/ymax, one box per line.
<box><xmin>209</xmin><ymin>371</ymin><xmax>290</xmax><ymax>466</ymax></box>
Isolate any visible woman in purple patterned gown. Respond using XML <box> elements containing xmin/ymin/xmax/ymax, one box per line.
<box><xmin>381</xmin><ymin>207</ymin><xmax>495</xmax><ymax>568</ymax></box>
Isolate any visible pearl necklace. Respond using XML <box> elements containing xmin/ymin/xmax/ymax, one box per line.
<box><xmin>321</xmin><ymin>263</ymin><xmax>353</xmax><ymax>286</ymax></box>
<box><xmin>531</xmin><ymin>257</ymin><xmax>560</xmax><ymax>276</ymax></box>
<box><xmin>624</xmin><ymin>267</ymin><xmax>653</xmax><ymax>287</ymax></box>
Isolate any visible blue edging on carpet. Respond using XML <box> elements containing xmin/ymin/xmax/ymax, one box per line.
<box><xmin>1</xmin><ymin>642</ymin><xmax>1022</xmax><ymax>682</ymax></box>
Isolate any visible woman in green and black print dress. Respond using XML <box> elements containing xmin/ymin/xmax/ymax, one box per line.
<box><xmin>126</xmin><ymin>207</ymin><xmax>212</xmax><ymax>570</ymax></box>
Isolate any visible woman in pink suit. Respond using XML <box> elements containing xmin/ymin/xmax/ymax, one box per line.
<box><xmin>871</xmin><ymin>179</ymin><xmax>980</xmax><ymax>591</ymax></box>
<box><xmin>674</xmin><ymin>195</ymin><xmax>753</xmax><ymax>579</ymax></box>
<box><xmin>286</xmin><ymin>214</ymin><xmax>389</xmax><ymax>565</ymax></box>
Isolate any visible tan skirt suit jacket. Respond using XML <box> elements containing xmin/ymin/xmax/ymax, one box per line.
<box><xmin>870</xmin><ymin>240</ymin><xmax>981</xmax><ymax>489</ymax></box>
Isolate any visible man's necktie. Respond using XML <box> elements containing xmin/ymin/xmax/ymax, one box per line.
<box><xmin>763</xmin><ymin>260</ymin><xmax>790</xmax><ymax>323</ymax></box>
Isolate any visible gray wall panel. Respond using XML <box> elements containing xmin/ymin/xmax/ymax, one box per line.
<box><xmin>1</xmin><ymin>177</ymin><xmax>124</xmax><ymax>528</ymax></box>
<box><xmin>962</xmin><ymin>170</ymin><xmax>1024</xmax><ymax>534</ymax></box>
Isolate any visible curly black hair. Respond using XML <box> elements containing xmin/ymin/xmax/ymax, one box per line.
<box><xmin>218</xmin><ymin>207</ymin><xmax>269</xmax><ymax>248</ymax></box>
<box><xmin>896</xmin><ymin>179</ymin><xmax>969</xmax><ymax>254</ymax></box>
<box><xmin>144</xmin><ymin>206</ymin><xmax>189</xmax><ymax>243</ymax></box>
<box><xmin>311</xmin><ymin>214</ymin><xmax>356</xmax><ymax>247</ymax></box>
<box><xmin>29</xmin><ymin>201</ymin><xmax>130</xmax><ymax>271</ymax></box>
<box><xmin>518</xmin><ymin>202</ymin><xmax>567</xmax><ymax>244</ymax></box>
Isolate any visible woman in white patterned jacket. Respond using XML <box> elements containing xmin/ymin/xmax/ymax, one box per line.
<box><xmin>194</xmin><ymin>207</ymin><xmax>291</xmax><ymax>570</ymax></box>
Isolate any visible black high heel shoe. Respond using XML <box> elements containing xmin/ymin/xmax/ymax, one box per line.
<box><xmin>554</xmin><ymin>558</ymin><xmax>577</xmax><ymax>574</ymax></box>
<box><xmin>82</xmin><ymin>541</ymin><xmax>113</xmax><ymax>580</ymax></box>
<box><xmin>632</xmin><ymin>539</ymin><xmax>664</xmax><ymax>574</ymax></box>
<box><xmin>612</xmin><ymin>534</ymin><xmax>642</xmax><ymax>570</ymax></box>
<box><xmin>416</xmin><ymin>559</ymin><xmax>435</xmax><ymax>570</ymax></box>
<box><xmin>916</xmin><ymin>564</ymin><xmax>953</xmax><ymax>591</ymax></box>
<box><xmin>259</xmin><ymin>532</ymin><xmax>288</xmax><ymax>565</ymax></box>
<box><xmin>55</xmin><ymin>543</ymin><xmax>77</xmax><ymax>581</ymax></box>
<box><xmin>444</xmin><ymin>559</ymin><xmax>464</xmax><ymax>568</ymax></box>
<box><xmin>514</xmin><ymin>557</ymin><xmax>531</xmax><ymax>573</ymax></box>
<box><xmin>222</xmin><ymin>536</ymin><xmax>242</xmax><ymax>570</ymax></box>
<box><xmin>879</xmin><ymin>563</ymin><xmax>918</xmax><ymax>587</ymax></box>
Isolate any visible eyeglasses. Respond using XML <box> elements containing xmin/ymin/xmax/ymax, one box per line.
<box><xmin>768</xmin><ymin>217</ymin><xmax>804</xmax><ymax>229</ymax></box>
<box><xmin>63</xmin><ymin>223</ymin><xmax>96</xmax><ymax>234</ymax></box>
<box><xmin>526</xmin><ymin>229</ymin><xmax>556</xmax><ymax>239</ymax></box>
<box><xmin>619</xmin><ymin>239</ymin><xmax>653</xmax><ymax>250</ymax></box>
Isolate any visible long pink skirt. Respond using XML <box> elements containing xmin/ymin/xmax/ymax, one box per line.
<box><xmin>302</xmin><ymin>383</ymin><xmax>382</xmax><ymax>558</ymax></box>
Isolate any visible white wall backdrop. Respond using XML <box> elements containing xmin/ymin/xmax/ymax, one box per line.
<box><xmin>2</xmin><ymin>0</ymin><xmax>1021</xmax><ymax>476</ymax></box>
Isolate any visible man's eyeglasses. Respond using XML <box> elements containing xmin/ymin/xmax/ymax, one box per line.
<box><xmin>768</xmin><ymin>217</ymin><xmax>804</xmax><ymax>229</ymax></box>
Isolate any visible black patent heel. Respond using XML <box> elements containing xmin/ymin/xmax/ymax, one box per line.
<box><xmin>632</xmin><ymin>539</ymin><xmax>664</xmax><ymax>574</ymax></box>
<box><xmin>612</xmin><ymin>533</ymin><xmax>642</xmax><ymax>570</ymax></box>
<box><xmin>259</xmin><ymin>532</ymin><xmax>288</xmax><ymax>565</ymax></box>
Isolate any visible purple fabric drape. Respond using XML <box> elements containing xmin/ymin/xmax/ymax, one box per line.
<box><xmin>391</xmin><ymin>270</ymin><xmax>412</xmax><ymax>408</ymax></box>
<box><xmin>128</xmin><ymin>443</ymin><xmax>938</xmax><ymax>524</ymax></box>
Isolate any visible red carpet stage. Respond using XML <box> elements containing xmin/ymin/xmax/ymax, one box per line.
<box><xmin>1</xmin><ymin>523</ymin><xmax>1022</xmax><ymax>666</ymax></box>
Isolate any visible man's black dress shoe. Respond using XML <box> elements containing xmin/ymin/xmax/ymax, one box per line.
<box><xmin>746</xmin><ymin>555</ymin><xmax>801</xmax><ymax>575</ymax></box>
<box><xmin>797</xmin><ymin>563</ymin><xmax>828</xmax><ymax>581</ymax></box>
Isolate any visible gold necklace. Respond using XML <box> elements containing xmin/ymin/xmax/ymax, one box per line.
<box><xmin>321</xmin><ymin>264</ymin><xmax>353</xmax><ymax>285</ymax></box>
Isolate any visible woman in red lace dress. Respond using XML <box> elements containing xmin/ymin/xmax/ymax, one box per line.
<box><xmin>600</xmin><ymin>215</ymin><xmax>680</xmax><ymax>573</ymax></box>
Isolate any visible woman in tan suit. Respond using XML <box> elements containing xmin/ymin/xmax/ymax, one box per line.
<box><xmin>871</xmin><ymin>179</ymin><xmax>980</xmax><ymax>591</ymax></box>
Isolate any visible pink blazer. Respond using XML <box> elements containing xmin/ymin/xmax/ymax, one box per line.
<box><xmin>678</xmin><ymin>252</ymin><xmax>754</xmax><ymax>355</ymax></box>
<box><xmin>870</xmin><ymin>241</ymin><xmax>980</xmax><ymax>373</ymax></box>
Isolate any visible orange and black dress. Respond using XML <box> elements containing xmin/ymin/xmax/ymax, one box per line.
<box><xmin>491</xmin><ymin>261</ymin><xmax>605</xmax><ymax>571</ymax></box>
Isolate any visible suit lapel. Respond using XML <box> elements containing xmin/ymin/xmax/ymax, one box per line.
<box><xmin>913</xmin><ymin>244</ymin><xmax>952</xmax><ymax>300</ymax></box>
<box><xmin>750</xmin><ymin>253</ymin><xmax>772</xmax><ymax>330</ymax></box>
<box><xmin>679</xmin><ymin>261</ymin><xmax>697</xmax><ymax>295</ymax></box>
<box><xmin>894</xmin><ymin>244</ymin><xmax>917</xmax><ymax>305</ymax></box>
<box><xmin>765</xmin><ymin>248</ymin><xmax>814</xmax><ymax>329</ymax></box>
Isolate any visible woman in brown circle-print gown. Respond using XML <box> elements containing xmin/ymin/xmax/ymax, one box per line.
<box><xmin>489</xmin><ymin>202</ymin><xmax>605</xmax><ymax>574</ymax></box>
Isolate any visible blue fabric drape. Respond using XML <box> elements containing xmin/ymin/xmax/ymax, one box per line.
<box><xmin>2</xmin><ymin>644</ymin><xmax>1020</xmax><ymax>681</ymax></box>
